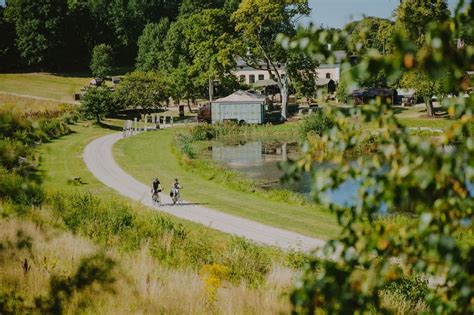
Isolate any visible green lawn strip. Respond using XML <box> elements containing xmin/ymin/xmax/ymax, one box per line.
<box><xmin>0</xmin><ymin>73</ymin><xmax>90</xmax><ymax>102</ymax></box>
<box><xmin>113</xmin><ymin>128</ymin><xmax>340</xmax><ymax>240</ymax></box>
<box><xmin>37</xmin><ymin>121</ymin><xmax>272</xmax><ymax>246</ymax></box>
<box><xmin>397</xmin><ymin>117</ymin><xmax>454</xmax><ymax>130</ymax></box>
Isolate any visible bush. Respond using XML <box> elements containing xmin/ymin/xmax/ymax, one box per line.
<box><xmin>0</xmin><ymin>111</ymin><xmax>70</xmax><ymax>145</ymax></box>
<box><xmin>49</xmin><ymin>192</ymin><xmax>278</xmax><ymax>285</ymax></box>
<box><xmin>298</xmin><ymin>110</ymin><xmax>335</xmax><ymax>138</ymax></box>
<box><xmin>219</xmin><ymin>237</ymin><xmax>272</xmax><ymax>287</ymax></box>
<box><xmin>0</xmin><ymin>169</ymin><xmax>44</xmax><ymax>206</ymax></box>
<box><xmin>189</xmin><ymin>123</ymin><xmax>216</xmax><ymax>141</ymax></box>
<box><xmin>382</xmin><ymin>275</ymin><xmax>429</xmax><ymax>304</ymax></box>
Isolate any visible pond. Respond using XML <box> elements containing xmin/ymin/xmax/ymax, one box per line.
<box><xmin>202</xmin><ymin>140</ymin><xmax>474</xmax><ymax>212</ymax></box>
<box><xmin>201</xmin><ymin>140</ymin><xmax>359</xmax><ymax>207</ymax></box>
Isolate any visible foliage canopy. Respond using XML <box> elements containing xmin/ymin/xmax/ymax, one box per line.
<box><xmin>284</xmin><ymin>0</ymin><xmax>474</xmax><ymax>313</ymax></box>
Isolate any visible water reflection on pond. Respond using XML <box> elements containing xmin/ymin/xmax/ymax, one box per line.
<box><xmin>204</xmin><ymin>140</ymin><xmax>358</xmax><ymax>206</ymax></box>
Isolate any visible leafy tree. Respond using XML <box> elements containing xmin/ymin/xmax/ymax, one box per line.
<box><xmin>323</xmin><ymin>27</ymin><xmax>348</xmax><ymax>51</ymax></box>
<box><xmin>136</xmin><ymin>19</ymin><xmax>170</xmax><ymax>71</ymax></box>
<box><xmin>5</xmin><ymin>0</ymin><xmax>69</xmax><ymax>69</ymax></box>
<box><xmin>284</xmin><ymin>1</ymin><xmax>473</xmax><ymax>313</ymax></box>
<box><xmin>80</xmin><ymin>87</ymin><xmax>115</xmax><ymax>123</ymax></box>
<box><xmin>90</xmin><ymin>44</ymin><xmax>113</xmax><ymax>78</ymax></box>
<box><xmin>395</xmin><ymin>0</ymin><xmax>450</xmax><ymax>47</ymax></box>
<box><xmin>232</xmin><ymin>0</ymin><xmax>311</xmax><ymax>120</ymax></box>
<box><xmin>286</xmin><ymin>50</ymin><xmax>318</xmax><ymax>101</ymax></box>
<box><xmin>394</xmin><ymin>0</ymin><xmax>451</xmax><ymax>116</ymax></box>
<box><xmin>347</xmin><ymin>17</ymin><xmax>394</xmax><ymax>55</ymax></box>
<box><xmin>183</xmin><ymin>8</ymin><xmax>236</xmax><ymax>101</ymax></box>
<box><xmin>167</xmin><ymin>63</ymin><xmax>198</xmax><ymax>111</ymax></box>
<box><xmin>114</xmin><ymin>71</ymin><xmax>169</xmax><ymax>113</ymax></box>
<box><xmin>178</xmin><ymin>0</ymin><xmax>225</xmax><ymax>15</ymax></box>
<box><xmin>0</xmin><ymin>7</ymin><xmax>19</xmax><ymax>71</ymax></box>
<box><xmin>400</xmin><ymin>70</ymin><xmax>442</xmax><ymax>116</ymax></box>
<box><xmin>159</xmin><ymin>17</ymin><xmax>199</xmax><ymax>104</ymax></box>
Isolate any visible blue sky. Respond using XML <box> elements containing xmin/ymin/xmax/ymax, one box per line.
<box><xmin>303</xmin><ymin>0</ymin><xmax>459</xmax><ymax>28</ymax></box>
<box><xmin>0</xmin><ymin>0</ymin><xmax>459</xmax><ymax>27</ymax></box>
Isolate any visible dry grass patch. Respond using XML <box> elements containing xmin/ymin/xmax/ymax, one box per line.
<box><xmin>0</xmin><ymin>93</ymin><xmax>76</xmax><ymax>116</ymax></box>
<box><xmin>0</xmin><ymin>216</ymin><xmax>294</xmax><ymax>314</ymax></box>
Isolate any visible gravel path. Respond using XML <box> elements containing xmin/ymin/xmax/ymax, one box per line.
<box><xmin>83</xmin><ymin>132</ymin><xmax>326</xmax><ymax>252</ymax></box>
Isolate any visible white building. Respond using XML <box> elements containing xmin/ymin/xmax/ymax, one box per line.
<box><xmin>232</xmin><ymin>51</ymin><xmax>347</xmax><ymax>86</ymax></box>
<box><xmin>233</xmin><ymin>58</ymin><xmax>286</xmax><ymax>85</ymax></box>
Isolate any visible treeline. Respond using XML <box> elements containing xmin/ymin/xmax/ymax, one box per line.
<box><xmin>0</xmin><ymin>0</ymin><xmax>234</xmax><ymax>71</ymax></box>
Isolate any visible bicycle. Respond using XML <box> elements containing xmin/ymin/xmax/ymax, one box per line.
<box><xmin>152</xmin><ymin>191</ymin><xmax>161</xmax><ymax>206</ymax></box>
<box><xmin>170</xmin><ymin>189</ymin><xmax>182</xmax><ymax>205</ymax></box>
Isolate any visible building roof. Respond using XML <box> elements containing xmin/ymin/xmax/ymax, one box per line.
<box><xmin>212</xmin><ymin>90</ymin><xmax>265</xmax><ymax>103</ymax></box>
<box><xmin>252</xmin><ymin>79</ymin><xmax>278</xmax><ymax>88</ymax></box>
<box><xmin>397</xmin><ymin>88</ymin><xmax>417</xmax><ymax>97</ymax></box>
<box><xmin>235</xmin><ymin>50</ymin><xmax>347</xmax><ymax>72</ymax></box>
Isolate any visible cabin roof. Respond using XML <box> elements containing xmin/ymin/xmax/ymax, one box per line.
<box><xmin>212</xmin><ymin>90</ymin><xmax>265</xmax><ymax>103</ymax></box>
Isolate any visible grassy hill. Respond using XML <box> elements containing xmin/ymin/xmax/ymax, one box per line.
<box><xmin>0</xmin><ymin>73</ymin><xmax>90</xmax><ymax>103</ymax></box>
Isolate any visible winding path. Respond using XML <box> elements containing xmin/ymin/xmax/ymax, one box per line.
<box><xmin>83</xmin><ymin>132</ymin><xmax>326</xmax><ymax>252</ymax></box>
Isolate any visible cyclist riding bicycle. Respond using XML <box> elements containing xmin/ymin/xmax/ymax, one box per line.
<box><xmin>170</xmin><ymin>178</ymin><xmax>182</xmax><ymax>205</ymax></box>
<box><xmin>151</xmin><ymin>177</ymin><xmax>162</xmax><ymax>205</ymax></box>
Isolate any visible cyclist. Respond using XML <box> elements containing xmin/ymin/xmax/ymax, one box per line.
<box><xmin>171</xmin><ymin>178</ymin><xmax>182</xmax><ymax>205</ymax></box>
<box><xmin>151</xmin><ymin>177</ymin><xmax>162</xmax><ymax>205</ymax></box>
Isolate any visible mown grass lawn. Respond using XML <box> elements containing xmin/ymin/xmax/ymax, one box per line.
<box><xmin>397</xmin><ymin>117</ymin><xmax>454</xmax><ymax>130</ymax></box>
<box><xmin>0</xmin><ymin>73</ymin><xmax>90</xmax><ymax>102</ymax></box>
<box><xmin>113</xmin><ymin>128</ymin><xmax>340</xmax><ymax>240</ymax></box>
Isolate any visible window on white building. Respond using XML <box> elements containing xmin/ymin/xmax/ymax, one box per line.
<box><xmin>326</xmin><ymin>73</ymin><xmax>331</xmax><ymax>79</ymax></box>
<box><xmin>258</xmin><ymin>74</ymin><xmax>264</xmax><ymax>81</ymax></box>
<box><xmin>249</xmin><ymin>74</ymin><xmax>255</xmax><ymax>84</ymax></box>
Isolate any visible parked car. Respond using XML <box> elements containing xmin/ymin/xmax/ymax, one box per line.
<box><xmin>89</xmin><ymin>78</ymin><xmax>104</xmax><ymax>86</ymax></box>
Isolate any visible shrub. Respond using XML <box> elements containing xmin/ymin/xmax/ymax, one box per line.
<box><xmin>48</xmin><ymin>192</ymin><xmax>280</xmax><ymax>285</ymax></box>
<box><xmin>382</xmin><ymin>275</ymin><xmax>429</xmax><ymax>305</ymax></box>
<box><xmin>219</xmin><ymin>237</ymin><xmax>272</xmax><ymax>287</ymax></box>
<box><xmin>0</xmin><ymin>290</ymin><xmax>25</xmax><ymax>314</ymax></box>
<box><xmin>189</xmin><ymin>123</ymin><xmax>216</xmax><ymax>141</ymax></box>
<box><xmin>298</xmin><ymin>110</ymin><xmax>335</xmax><ymax>138</ymax></box>
<box><xmin>0</xmin><ymin>139</ymin><xmax>34</xmax><ymax>171</ymax></box>
<box><xmin>0</xmin><ymin>169</ymin><xmax>44</xmax><ymax>206</ymax></box>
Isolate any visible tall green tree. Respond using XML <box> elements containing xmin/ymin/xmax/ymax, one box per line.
<box><xmin>135</xmin><ymin>19</ymin><xmax>170</xmax><ymax>71</ymax></box>
<box><xmin>166</xmin><ymin>63</ymin><xmax>197</xmax><ymax>111</ymax></box>
<box><xmin>114</xmin><ymin>71</ymin><xmax>170</xmax><ymax>113</ymax></box>
<box><xmin>400</xmin><ymin>69</ymin><xmax>443</xmax><ymax>116</ymax></box>
<box><xmin>183</xmin><ymin>8</ymin><xmax>236</xmax><ymax>101</ymax></box>
<box><xmin>80</xmin><ymin>87</ymin><xmax>115</xmax><ymax>123</ymax></box>
<box><xmin>0</xmin><ymin>6</ymin><xmax>19</xmax><ymax>71</ymax></box>
<box><xmin>5</xmin><ymin>0</ymin><xmax>69</xmax><ymax>69</ymax></box>
<box><xmin>395</xmin><ymin>0</ymin><xmax>450</xmax><ymax>47</ymax></box>
<box><xmin>232</xmin><ymin>0</ymin><xmax>311</xmax><ymax>120</ymax></box>
<box><xmin>347</xmin><ymin>17</ymin><xmax>394</xmax><ymax>55</ymax></box>
<box><xmin>90</xmin><ymin>44</ymin><xmax>114</xmax><ymax>78</ymax></box>
<box><xmin>160</xmin><ymin>17</ymin><xmax>197</xmax><ymax>103</ymax></box>
<box><xmin>286</xmin><ymin>49</ymin><xmax>319</xmax><ymax>101</ymax></box>
<box><xmin>394</xmin><ymin>0</ymin><xmax>450</xmax><ymax>116</ymax></box>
